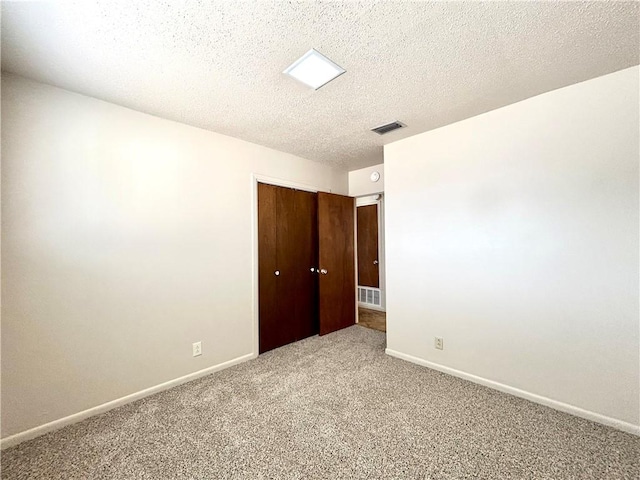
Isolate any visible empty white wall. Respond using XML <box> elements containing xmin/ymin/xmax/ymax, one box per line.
<box><xmin>1</xmin><ymin>74</ymin><xmax>347</xmax><ymax>440</ymax></box>
<box><xmin>348</xmin><ymin>164</ymin><xmax>384</xmax><ymax>197</ymax></box>
<box><xmin>384</xmin><ymin>66</ymin><xmax>639</xmax><ymax>432</ymax></box>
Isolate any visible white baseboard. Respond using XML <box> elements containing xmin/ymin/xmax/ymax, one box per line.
<box><xmin>1</xmin><ymin>352</ymin><xmax>257</xmax><ymax>449</ymax></box>
<box><xmin>385</xmin><ymin>348</ymin><xmax>640</xmax><ymax>437</ymax></box>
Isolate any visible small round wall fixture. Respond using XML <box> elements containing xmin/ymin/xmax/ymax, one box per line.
<box><xmin>370</xmin><ymin>171</ymin><xmax>380</xmax><ymax>182</ymax></box>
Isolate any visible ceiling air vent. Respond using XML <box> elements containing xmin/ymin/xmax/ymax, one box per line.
<box><xmin>371</xmin><ymin>121</ymin><xmax>405</xmax><ymax>135</ymax></box>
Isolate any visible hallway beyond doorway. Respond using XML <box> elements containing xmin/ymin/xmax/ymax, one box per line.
<box><xmin>357</xmin><ymin>307</ymin><xmax>386</xmax><ymax>332</ymax></box>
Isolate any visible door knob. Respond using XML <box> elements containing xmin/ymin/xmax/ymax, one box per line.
<box><xmin>373</xmin><ymin>260</ymin><xmax>378</xmax><ymax>265</ymax></box>
<box><xmin>310</xmin><ymin>267</ymin><xmax>316</xmax><ymax>273</ymax></box>
<box><xmin>274</xmin><ymin>270</ymin><xmax>280</xmax><ymax>276</ymax></box>
<box><xmin>320</xmin><ymin>269</ymin><xmax>328</xmax><ymax>275</ymax></box>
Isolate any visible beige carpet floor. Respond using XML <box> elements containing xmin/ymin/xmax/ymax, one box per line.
<box><xmin>2</xmin><ymin>326</ymin><xmax>638</xmax><ymax>479</ymax></box>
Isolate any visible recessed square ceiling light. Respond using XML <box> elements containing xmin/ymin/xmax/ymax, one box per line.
<box><xmin>283</xmin><ymin>49</ymin><xmax>345</xmax><ymax>90</ymax></box>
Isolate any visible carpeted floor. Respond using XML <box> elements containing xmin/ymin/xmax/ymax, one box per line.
<box><xmin>2</xmin><ymin>326</ymin><xmax>638</xmax><ymax>479</ymax></box>
<box><xmin>358</xmin><ymin>307</ymin><xmax>386</xmax><ymax>332</ymax></box>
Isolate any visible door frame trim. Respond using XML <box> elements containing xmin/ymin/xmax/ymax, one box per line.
<box><xmin>250</xmin><ymin>174</ymin><xmax>331</xmax><ymax>357</ymax></box>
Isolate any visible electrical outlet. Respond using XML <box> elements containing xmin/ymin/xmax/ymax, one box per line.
<box><xmin>192</xmin><ymin>341</ymin><xmax>202</xmax><ymax>357</ymax></box>
<box><xmin>434</xmin><ymin>337</ymin><xmax>444</xmax><ymax>350</ymax></box>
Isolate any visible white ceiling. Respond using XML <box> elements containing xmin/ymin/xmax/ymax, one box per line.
<box><xmin>2</xmin><ymin>1</ymin><xmax>638</xmax><ymax>171</ymax></box>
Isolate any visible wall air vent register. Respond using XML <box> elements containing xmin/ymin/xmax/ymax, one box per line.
<box><xmin>371</xmin><ymin>121</ymin><xmax>405</xmax><ymax>135</ymax></box>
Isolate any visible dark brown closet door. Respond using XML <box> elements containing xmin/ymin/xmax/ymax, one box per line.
<box><xmin>258</xmin><ymin>183</ymin><xmax>318</xmax><ymax>353</ymax></box>
<box><xmin>290</xmin><ymin>189</ymin><xmax>318</xmax><ymax>341</ymax></box>
<box><xmin>258</xmin><ymin>183</ymin><xmax>290</xmax><ymax>353</ymax></box>
<box><xmin>357</xmin><ymin>204</ymin><xmax>379</xmax><ymax>288</ymax></box>
<box><xmin>318</xmin><ymin>192</ymin><xmax>356</xmax><ymax>335</ymax></box>
<box><xmin>277</xmin><ymin>187</ymin><xmax>318</xmax><ymax>343</ymax></box>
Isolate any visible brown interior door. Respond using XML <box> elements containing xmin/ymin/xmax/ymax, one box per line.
<box><xmin>258</xmin><ymin>183</ymin><xmax>286</xmax><ymax>353</ymax></box>
<box><xmin>258</xmin><ymin>183</ymin><xmax>318</xmax><ymax>353</ymax></box>
<box><xmin>287</xmin><ymin>188</ymin><xmax>318</xmax><ymax>342</ymax></box>
<box><xmin>357</xmin><ymin>204</ymin><xmax>379</xmax><ymax>288</ymax></box>
<box><xmin>318</xmin><ymin>192</ymin><xmax>356</xmax><ymax>335</ymax></box>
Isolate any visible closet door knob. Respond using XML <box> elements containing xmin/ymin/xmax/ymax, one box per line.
<box><xmin>320</xmin><ymin>269</ymin><xmax>328</xmax><ymax>275</ymax></box>
<box><xmin>274</xmin><ymin>270</ymin><xmax>280</xmax><ymax>276</ymax></box>
<box><xmin>310</xmin><ymin>267</ymin><xmax>315</xmax><ymax>272</ymax></box>
<box><xmin>373</xmin><ymin>260</ymin><xmax>378</xmax><ymax>265</ymax></box>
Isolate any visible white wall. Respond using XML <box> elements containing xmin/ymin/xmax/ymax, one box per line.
<box><xmin>1</xmin><ymin>74</ymin><xmax>348</xmax><ymax>440</ymax></box>
<box><xmin>348</xmin><ymin>164</ymin><xmax>384</xmax><ymax>197</ymax></box>
<box><xmin>384</xmin><ymin>66</ymin><xmax>639</xmax><ymax>432</ymax></box>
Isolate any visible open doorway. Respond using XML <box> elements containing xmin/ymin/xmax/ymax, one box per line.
<box><xmin>356</xmin><ymin>194</ymin><xmax>386</xmax><ymax>332</ymax></box>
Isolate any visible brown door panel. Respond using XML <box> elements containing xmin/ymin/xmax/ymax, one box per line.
<box><xmin>259</xmin><ymin>184</ymin><xmax>318</xmax><ymax>353</ymax></box>
<box><xmin>318</xmin><ymin>192</ymin><xmax>356</xmax><ymax>335</ymax></box>
<box><xmin>357</xmin><ymin>204</ymin><xmax>379</xmax><ymax>288</ymax></box>
<box><xmin>258</xmin><ymin>183</ymin><xmax>282</xmax><ymax>353</ymax></box>
<box><xmin>292</xmin><ymin>189</ymin><xmax>319</xmax><ymax>341</ymax></box>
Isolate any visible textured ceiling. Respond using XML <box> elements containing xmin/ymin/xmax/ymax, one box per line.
<box><xmin>2</xmin><ymin>1</ymin><xmax>638</xmax><ymax>170</ymax></box>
